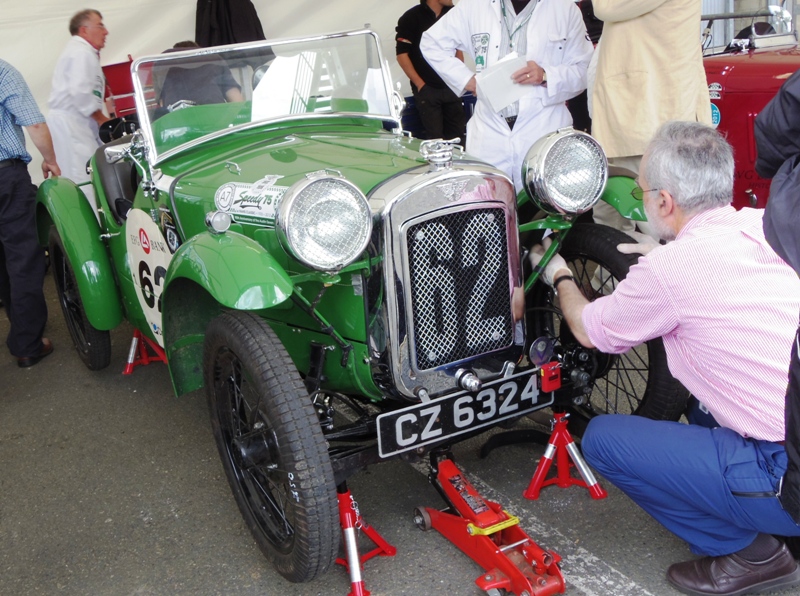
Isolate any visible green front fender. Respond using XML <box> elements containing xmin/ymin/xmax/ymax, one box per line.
<box><xmin>165</xmin><ymin>231</ymin><xmax>294</xmax><ymax>309</ymax></box>
<box><xmin>35</xmin><ymin>178</ymin><xmax>123</xmax><ymax>330</ymax></box>
<box><xmin>599</xmin><ymin>176</ymin><xmax>647</xmax><ymax>222</ymax></box>
<box><xmin>516</xmin><ymin>176</ymin><xmax>646</xmax><ymax>222</ymax></box>
<box><xmin>162</xmin><ymin>231</ymin><xmax>295</xmax><ymax>397</ymax></box>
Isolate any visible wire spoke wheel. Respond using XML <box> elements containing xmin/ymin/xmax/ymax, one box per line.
<box><xmin>217</xmin><ymin>353</ymin><xmax>297</xmax><ymax>548</ymax></box>
<box><xmin>204</xmin><ymin>311</ymin><xmax>338</xmax><ymax>583</ymax></box>
<box><xmin>528</xmin><ymin>223</ymin><xmax>689</xmax><ymax>433</ymax></box>
<box><xmin>48</xmin><ymin>226</ymin><xmax>111</xmax><ymax>370</ymax></box>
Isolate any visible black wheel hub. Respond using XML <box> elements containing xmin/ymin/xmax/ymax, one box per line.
<box><xmin>232</xmin><ymin>427</ymin><xmax>278</xmax><ymax>470</ymax></box>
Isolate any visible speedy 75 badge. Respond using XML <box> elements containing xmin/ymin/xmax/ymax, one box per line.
<box><xmin>215</xmin><ymin>175</ymin><xmax>288</xmax><ymax>226</ymax></box>
<box><xmin>126</xmin><ymin>209</ymin><xmax>174</xmax><ymax>347</ymax></box>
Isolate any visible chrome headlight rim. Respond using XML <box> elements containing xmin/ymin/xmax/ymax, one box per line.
<box><xmin>522</xmin><ymin>127</ymin><xmax>608</xmax><ymax>215</ymax></box>
<box><xmin>276</xmin><ymin>174</ymin><xmax>373</xmax><ymax>272</ymax></box>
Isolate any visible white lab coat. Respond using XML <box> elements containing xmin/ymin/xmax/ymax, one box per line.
<box><xmin>47</xmin><ymin>36</ymin><xmax>105</xmax><ymax>188</ymax></box>
<box><xmin>421</xmin><ymin>0</ymin><xmax>593</xmax><ymax>190</ymax></box>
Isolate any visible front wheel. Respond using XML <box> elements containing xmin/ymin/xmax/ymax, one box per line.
<box><xmin>204</xmin><ymin>311</ymin><xmax>339</xmax><ymax>583</ymax></box>
<box><xmin>528</xmin><ymin>223</ymin><xmax>689</xmax><ymax>434</ymax></box>
<box><xmin>48</xmin><ymin>226</ymin><xmax>111</xmax><ymax>370</ymax></box>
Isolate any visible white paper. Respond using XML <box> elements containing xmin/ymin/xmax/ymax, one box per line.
<box><xmin>475</xmin><ymin>52</ymin><xmax>529</xmax><ymax>113</ymax></box>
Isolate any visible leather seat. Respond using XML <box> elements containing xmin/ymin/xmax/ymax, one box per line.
<box><xmin>93</xmin><ymin>136</ymin><xmax>139</xmax><ymax>224</ymax></box>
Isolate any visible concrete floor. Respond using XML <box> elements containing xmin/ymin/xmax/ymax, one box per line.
<box><xmin>1</xmin><ymin>276</ymin><xmax>797</xmax><ymax>596</ymax></box>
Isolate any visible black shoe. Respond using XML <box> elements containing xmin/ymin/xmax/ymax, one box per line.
<box><xmin>17</xmin><ymin>338</ymin><xmax>54</xmax><ymax>368</ymax></box>
<box><xmin>666</xmin><ymin>543</ymin><xmax>800</xmax><ymax>595</ymax></box>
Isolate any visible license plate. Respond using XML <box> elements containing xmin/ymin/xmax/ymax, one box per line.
<box><xmin>377</xmin><ymin>369</ymin><xmax>551</xmax><ymax>458</ymax></box>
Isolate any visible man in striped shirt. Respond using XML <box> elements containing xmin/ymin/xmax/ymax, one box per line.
<box><xmin>532</xmin><ymin>121</ymin><xmax>800</xmax><ymax>596</ymax></box>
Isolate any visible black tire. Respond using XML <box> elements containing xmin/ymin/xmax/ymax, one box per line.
<box><xmin>48</xmin><ymin>226</ymin><xmax>111</xmax><ymax>370</ymax></box>
<box><xmin>204</xmin><ymin>311</ymin><xmax>339</xmax><ymax>583</ymax></box>
<box><xmin>528</xmin><ymin>223</ymin><xmax>689</xmax><ymax>433</ymax></box>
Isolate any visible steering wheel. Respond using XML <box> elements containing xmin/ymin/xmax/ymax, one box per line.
<box><xmin>167</xmin><ymin>99</ymin><xmax>197</xmax><ymax>112</ymax></box>
<box><xmin>99</xmin><ymin>115</ymin><xmax>140</xmax><ymax>144</ymax></box>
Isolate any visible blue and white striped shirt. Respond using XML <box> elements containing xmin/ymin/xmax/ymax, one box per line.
<box><xmin>0</xmin><ymin>59</ymin><xmax>45</xmax><ymax>163</ymax></box>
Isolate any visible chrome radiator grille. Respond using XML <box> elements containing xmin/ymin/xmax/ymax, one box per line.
<box><xmin>406</xmin><ymin>207</ymin><xmax>512</xmax><ymax>370</ymax></box>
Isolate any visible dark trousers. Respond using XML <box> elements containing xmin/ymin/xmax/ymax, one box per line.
<box><xmin>0</xmin><ymin>161</ymin><xmax>47</xmax><ymax>357</ymax></box>
<box><xmin>582</xmin><ymin>415</ymin><xmax>800</xmax><ymax>557</ymax></box>
<box><xmin>413</xmin><ymin>85</ymin><xmax>466</xmax><ymax>142</ymax></box>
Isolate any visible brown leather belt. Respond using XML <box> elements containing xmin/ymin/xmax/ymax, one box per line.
<box><xmin>777</xmin><ymin>440</ymin><xmax>786</xmax><ymax>446</ymax></box>
<box><xmin>0</xmin><ymin>158</ymin><xmax>19</xmax><ymax>169</ymax></box>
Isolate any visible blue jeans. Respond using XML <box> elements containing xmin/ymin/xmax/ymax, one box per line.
<box><xmin>581</xmin><ymin>415</ymin><xmax>800</xmax><ymax>556</ymax></box>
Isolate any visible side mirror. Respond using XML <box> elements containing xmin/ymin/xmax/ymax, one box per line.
<box><xmin>104</xmin><ymin>142</ymin><xmax>132</xmax><ymax>164</ymax></box>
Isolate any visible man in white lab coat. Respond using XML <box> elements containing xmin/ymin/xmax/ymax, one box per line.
<box><xmin>421</xmin><ymin>0</ymin><xmax>592</xmax><ymax>191</ymax></box>
<box><xmin>47</xmin><ymin>9</ymin><xmax>110</xmax><ymax>204</ymax></box>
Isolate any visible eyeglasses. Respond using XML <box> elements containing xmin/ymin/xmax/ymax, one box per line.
<box><xmin>631</xmin><ymin>179</ymin><xmax>660</xmax><ymax>201</ymax></box>
<box><xmin>82</xmin><ymin>24</ymin><xmax>107</xmax><ymax>31</ymax></box>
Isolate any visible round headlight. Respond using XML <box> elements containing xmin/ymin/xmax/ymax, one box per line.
<box><xmin>522</xmin><ymin>128</ymin><xmax>608</xmax><ymax>214</ymax></box>
<box><xmin>277</xmin><ymin>176</ymin><xmax>372</xmax><ymax>271</ymax></box>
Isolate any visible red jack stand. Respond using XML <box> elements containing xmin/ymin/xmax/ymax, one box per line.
<box><xmin>418</xmin><ymin>454</ymin><xmax>565</xmax><ymax>596</ymax></box>
<box><xmin>122</xmin><ymin>329</ymin><xmax>167</xmax><ymax>375</ymax></box>
<box><xmin>335</xmin><ymin>483</ymin><xmax>396</xmax><ymax>596</ymax></box>
<box><xmin>523</xmin><ymin>411</ymin><xmax>607</xmax><ymax>500</ymax></box>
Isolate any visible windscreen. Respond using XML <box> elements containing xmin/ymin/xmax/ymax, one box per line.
<box><xmin>132</xmin><ymin>31</ymin><xmax>393</xmax><ymax>160</ymax></box>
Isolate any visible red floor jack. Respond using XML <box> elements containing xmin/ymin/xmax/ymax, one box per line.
<box><xmin>523</xmin><ymin>362</ymin><xmax>607</xmax><ymax>501</ymax></box>
<box><xmin>122</xmin><ymin>329</ymin><xmax>167</xmax><ymax>375</ymax></box>
<box><xmin>415</xmin><ymin>452</ymin><xmax>565</xmax><ymax>596</ymax></box>
<box><xmin>335</xmin><ymin>483</ymin><xmax>396</xmax><ymax>596</ymax></box>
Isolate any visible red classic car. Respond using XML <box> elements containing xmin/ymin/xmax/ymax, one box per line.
<box><xmin>574</xmin><ymin>0</ymin><xmax>800</xmax><ymax>209</ymax></box>
<box><xmin>702</xmin><ymin>2</ymin><xmax>800</xmax><ymax>208</ymax></box>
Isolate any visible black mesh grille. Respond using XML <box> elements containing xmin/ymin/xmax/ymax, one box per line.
<box><xmin>406</xmin><ymin>208</ymin><xmax>512</xmax><ymax>370</ymax></box>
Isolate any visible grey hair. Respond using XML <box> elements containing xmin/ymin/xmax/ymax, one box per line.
<box><xmin>69</xmin><ymin>9</ymin><xmax>102</xmax><ymax>36</ymax></box>
<box><xmin>643</xmin><ymin>121</ymin><xmax>734</xmax><ymax>214</ymax></box>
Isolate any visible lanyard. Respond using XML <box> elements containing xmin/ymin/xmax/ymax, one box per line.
<box><xmin>499</xmin><ymin>0</ymin><xmax>534</xmax><ymax>45</ymax></box>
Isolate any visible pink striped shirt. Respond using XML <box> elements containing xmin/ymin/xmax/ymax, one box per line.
<box><xmin>583</xmin><ymin>206</ymin><xmax>800</xmax><ymax>441</ymax></box>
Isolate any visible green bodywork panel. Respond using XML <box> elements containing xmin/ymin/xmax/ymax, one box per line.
<box><xmin>161</xmin><ymin>119</ymin><xmax>426</xmax><ymax>241</ymax></box>
<box><xmin>266</xmin><ymin>320</ymin><xmax>380</xmax><ymax>400</ymax></box>
<box><xmin>148</xmin><ymin>121</ymin><xmax>418</xmax><ymax>397</ymax></box>
<box><xmin>35</xmin><ymin>178</ymin><xmax>123</xmax><ymax>330</ymax></box>
<box><xmin>166</xmin><ymin>231</ymin><xmax>294</xmax><ymax>310</ymax></box>
<box><xmin>39</xmin><ymin>117</ymin><xmax>432</xmax><ymax>400</ymax></box>
<box><xmin>152</xmin><ymin>103</ymin><xmax>254</xmax><ymax>154</ymax></box>
<box><xmin>162</xmin><ymin>231</ymin><xmax>294</xmax><ymax>396</ymax></box>
<box><xmin>600</xmin><ymin>176</ymin><xmax>647</xmax><ymax>221</ymax></box>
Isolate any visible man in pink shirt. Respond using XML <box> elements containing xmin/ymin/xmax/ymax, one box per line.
<box><xmin>531</xmin><ymin>121</ymin><xmax>800</xmax><ymax>596</ymax></box>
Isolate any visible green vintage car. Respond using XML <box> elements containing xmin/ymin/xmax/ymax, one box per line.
<box><xmin>36</xmin><ymin>30</ymin><xmax>684</xmax><ymax>585</ymax></box>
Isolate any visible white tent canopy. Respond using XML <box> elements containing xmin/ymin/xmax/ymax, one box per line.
<box><xmin>2</xmin><ymin>0</ymin><xmax>418</xmax><ymax>182</ymax></box>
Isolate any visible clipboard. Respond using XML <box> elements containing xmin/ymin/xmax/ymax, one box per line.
<box><xmin>475</xmin><ymin>52</ymin><xmax>529</xmax><ymax>113</ymax></box>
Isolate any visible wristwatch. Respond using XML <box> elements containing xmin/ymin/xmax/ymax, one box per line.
<box><xmin>541</xmin><ymin>70</ymin><xmax>547</xmax><ymax>86</ymax></box>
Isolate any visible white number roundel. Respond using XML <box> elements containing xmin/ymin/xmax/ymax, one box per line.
<box><xmin>126</xmin><ymin>209</ymin><xmax>174</xmax><ymax>347</ymax></box>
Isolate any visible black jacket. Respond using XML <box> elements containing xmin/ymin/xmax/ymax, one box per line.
<box><xmin>196</xmin><ymin>0</ymin><xmax>265</xmax><ymax>47</ymax></box>
<box><xmin>754</xmin><ymin>71</ymin><xmax>800</xmax><ymax>523</ymax></box>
